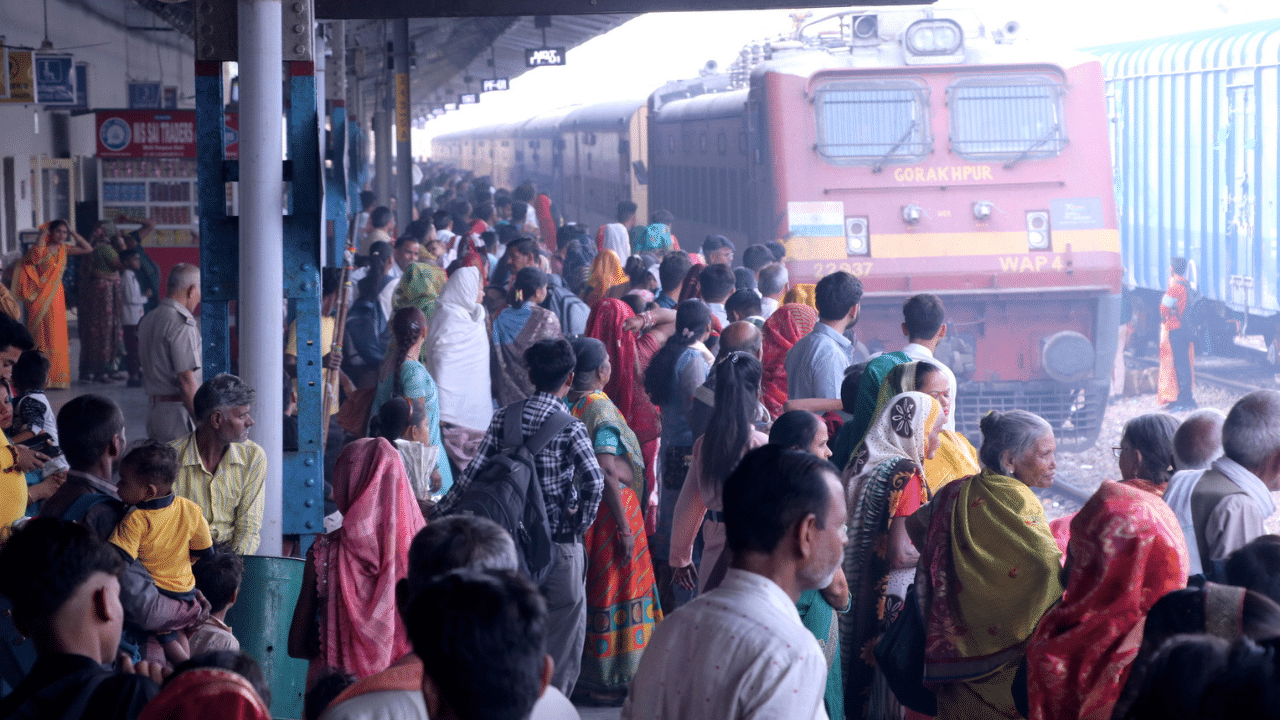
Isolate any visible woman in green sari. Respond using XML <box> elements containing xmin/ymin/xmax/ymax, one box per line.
<box><xmin>565</xmin><ymin>337</ymin><xmax>662</xmax><ymax>704</ymax></box>
<box><xmin>393</xmin><ymin>261</ymin><xmax>448</xmax><ymax>322</ymax></box>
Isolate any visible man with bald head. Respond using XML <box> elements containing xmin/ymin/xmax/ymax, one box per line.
<box><xmin>1164</xmin><ymin>409</ymin><xmax>1228</xmax><ymax>577</ymax></box>
<box><xmin>138</xmin><ymin>264</ymin><xmax>202</xmax><ymax>443</ymax></box>
<box><xmin>1165</xmin><ymin>394</ymin><xmax>1280</xmax><ymax>581</ymax></box>
<box><xmin>688</xmin><ymin>321</ymin><xmax>768</xmax><ymax>438</ymax></box>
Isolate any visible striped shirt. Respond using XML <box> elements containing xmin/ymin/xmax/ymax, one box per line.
<box><xmin>171</xmin><ymin>432</ymin><xmax>267</xmax><ymax>555</ymax></box>
<box><xmin>434</xmin><ymin>392</ymin><xmax>604</xmax><ymax>537</ymax></box>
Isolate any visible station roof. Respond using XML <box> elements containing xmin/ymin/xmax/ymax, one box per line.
<box><xmin>343</xmin><ymin>14</ymin><xmax>635</xmax><ymax>122</ymax></box>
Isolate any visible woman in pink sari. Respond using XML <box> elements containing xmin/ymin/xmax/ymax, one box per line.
<box><xmin>288</xmin><ymin>437</ymin><xmax>426</xmax><ymax>685</ymax></box>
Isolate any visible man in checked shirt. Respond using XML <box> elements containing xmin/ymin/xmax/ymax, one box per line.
<box><xmin>433</xmin><ymin>337</ymin><xmax>604</xmax><ymax>696</ymax></box>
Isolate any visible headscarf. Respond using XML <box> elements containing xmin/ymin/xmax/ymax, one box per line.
<box><xmin>921</xmin><ymin>470</ymin><xmax>1063</xmax><ymax>684</ymax></box>
<box><xmin>425</xmin><ymin>267</ymin><xmax>492</xmax><ymax>431</ymax></box>
<box><xmin>314</xmin><ymin>438</ymin><xmax>426</xmax><ymax>679</ymax></box>
<box><xmin>632</xmin><ymin>223</ymin><xmax>672</xmax><ymax>254</ymax></box>
<box><xmin>783</xmin><ymin>283</ymin><xmax>817</xmax><ymax>308</ymax></box>
<box><xmin>760</xmin><ymin>303</ymin><xmax>818</xmax><ymax>418</ymax></box>
<box><xmin>678</xmin><ymin>263</ymin><xmax>704</xmax><ymax>303</ymax></box>
<box><xmin>847</xmin><ymin>391</ymin><xmax>941</xmax><ymax>482</ymax></box>
<box><xmin>841</xmin><ymin>360</ymin><xmax>979</xmax><ymax>490</ymax></box>
<box><xmin>392</xmin><ymin>262</ymin><xmax>448</xmax><ymax>320</ymax></box>
<box><xmin>586</xmin><ymin>299</ymin><xmax>660</xmax><ymax>446</ymax></box>
<box><xmin>138</xmin><ymin>668</ymin><xmax>270</xmax><ymax>720</ymax></box>
<box><xmin>584</xmin><ymin>250</ymin><xmax>626</xmax><ymax>309</ymax></box>
<box><xmin>840</xmin><ymin>351</ymin><xmax>912</xmax><ymax>464</ymax></box>
<box><xmin>1026</xmin><ymin>481</ymin><xmax>1189</xmax><ymax>720</ymax></box>
<box><xmin>535</xmin><ymin>194</ymin><xmax>556</xmax><ymax>249</ymax></box>
<box><xmin>599</xmin><ymin>222</ymin><xmax>630</xmax><ymax>259</ymax></box>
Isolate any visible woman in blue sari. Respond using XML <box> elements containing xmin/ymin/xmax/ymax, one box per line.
<box><xmin>491</xmin><ymin>267</ymin><xmax>562</xmax><ymax>406</ymax></box>
<box><xmin>370</xmin><ymin>306</ymin><xmax>452</xmax><ymax>496</ymax></box>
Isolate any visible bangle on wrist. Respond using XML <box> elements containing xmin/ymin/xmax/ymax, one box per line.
<box><xmin>839</xmin><ymin>595</ymin><xmax>853</xmax><ymax>614</ymax></box>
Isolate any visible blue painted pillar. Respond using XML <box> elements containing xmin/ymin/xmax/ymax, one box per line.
<box><xmin>195</xmin><ymin>61</ymin><xmax>236</xmax><ymax>377</ymax></box>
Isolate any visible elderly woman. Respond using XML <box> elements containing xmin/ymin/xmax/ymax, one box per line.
<box><xmin>565</xmin><ymin>337</ymin><xmax>662</xmax><ymax>703</ymax></box>
<box><xmin>1023</xmin><ymin>481</ymin><xmax>1188</xmax><ymax>720</ymax></box>
<box><xmin>1114</xmin><ymin>413</ymin><xmax>1180</xmax><ymax>497</ymax></box>
<box><xmin>844</xmin><ymin>390</ymin><xmax>946</xmax><ymax>720</ymax></box>
<box><xmin>906</xmin><ymin>409</ymin><xmax>1064</xmax><ymax>719</ymax></box>
<box><xmin>288</xmin><ymin>438</ymin><xmax>426</xmax><ymax>684</ymax></box>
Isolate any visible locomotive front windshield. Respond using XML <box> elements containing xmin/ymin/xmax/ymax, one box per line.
<box><xmin>948</xmin><ymin>74</ymin><xmax>1068</xmax><ymax>162</ymax></box>
<box><xmin>814</xmin><ymin>79</ymin><xmax>931</xmax><ymax>164</ymax></box>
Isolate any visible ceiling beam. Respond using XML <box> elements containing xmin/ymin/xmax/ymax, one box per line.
<box><xmin>317</xmin><ymin>0</ymin><xmax>929</xmax><ymax>19</ymax></box>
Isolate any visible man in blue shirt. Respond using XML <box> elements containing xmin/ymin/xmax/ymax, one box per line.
<box><xmin>785</xmin><ymin>271</ymin><xmax>863</xmax><ymax>401</ymax></box>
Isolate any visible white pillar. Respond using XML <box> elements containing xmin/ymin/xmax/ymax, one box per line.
<box><xmin>238</xmin><ymin>0</ymin><xmax>284</xmax><ymax>556</ymax></box>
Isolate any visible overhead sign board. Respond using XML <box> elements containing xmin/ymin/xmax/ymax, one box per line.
<box><xmin>34</xmin><ymin>55</ymin><xmax>75</xmax><ymax>105</ymax></box>
<box><xmin>96</xmin><ymin>110</ymin><xmax>197</xmax><ymax>158</ymax></box>
<box><xmin>444</xmin><ymin>102</ymin><xmax>458</xmax><ymax>111</ymax></box>
<box><xmin>482</xmin><ymin>78</ymin><xmax>510</xmax><ymax>92</ymax></box>
<box><xmin>525</xmin><ymin>47</ymin><xmax>566</xmax><ymax>68</ymax></box>
<box><xmin>458</xmin><ymin>93</ymin><xmax>479</xmax><ymax>105</ymax></box>
<box><xmin>128</xmin><ymin>82</ymin><xmax>161</xmax><ymax>109</ymax></box>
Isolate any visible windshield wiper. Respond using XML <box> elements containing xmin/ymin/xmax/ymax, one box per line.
<box><xmin>1002</xmin><ymin>124</ymin><xmax>1061</xmax><ymax>170</ymax></box>
<box><xmin>871</xmin><ymin>120</ymin><xmax>918</xmax><ymax>173</ymax></box>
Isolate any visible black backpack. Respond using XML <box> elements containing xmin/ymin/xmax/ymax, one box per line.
<box><xmin>543</xmin><ymin>277</ymin><xmax>590</xmax><ymax>337</ymax></box>
<box><xmin>450</xmin><ymin>400</ymin><xmax>574</xmax><ymax>586</ymax></box>
<box><xmin>1176</xmin><ymin>279</ymin><xmax>1209</xmax><ymax>336</ymax></box>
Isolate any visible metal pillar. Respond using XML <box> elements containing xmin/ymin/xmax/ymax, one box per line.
<box><xmin>374</xmin><ymin>109</ymin><xmax>391</xmax><ymax>206</ymax></box>
<box><xmin>393</xmin><ymin>18</ymin><xmax>413</xmax><ymax>231</ymax></box>
<box><xmin>325</xmin><ymin>20</ymin><xmax>349</xmax><ymax>263</ymax></box>
<box><xmin>238</xmin><ymin>0</ymin><xmax>285</xmax><ymax>556</ymax></box>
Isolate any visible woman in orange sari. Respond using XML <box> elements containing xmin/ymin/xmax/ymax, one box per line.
<box><xmin>12</xmin><ymin>220</ymin><xmax>91</xmax><ymax>389</ymax></box>
<box><xmin>583</xmin><ymin>250</ymin><xmax>626</xmax><ymax>310</ymax></box>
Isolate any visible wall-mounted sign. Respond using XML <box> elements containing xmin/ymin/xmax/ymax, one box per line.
<box><xmin>96</xmin><ymin>110</ymin><xmax>197</xmax><ymax>158</ymax></box>
<box><xmin>70</xmin><ymin>63</ymin><xmax>88</xmax><ymax>110</ymax></box>
<box><xmin>128</xmin><ymin>82</ymin><xmax>161</xmax><ymax>109</ymax></box>
<box><xmin>524</xmin><ymin>47</ymin><xmax>566</xmax><ymax>68</ymax></box>
<box><xmin>458</xmin><ymin>93</ymin><xmax>479</xmax><ymax>105</ymax></box>
<box><xmin>1</xmin><ymin>49</ymin><xmax>35</xmax><ymax>104</ymax></box>
<box><xmin>482</xmin><ymin>78</ymin><xmax>509</xmax><ymax>92</ymax></box>
<box><xmin>34</xmin><ymin>55</ymin><xmax>75</xmax><ymax>105</ymax></box>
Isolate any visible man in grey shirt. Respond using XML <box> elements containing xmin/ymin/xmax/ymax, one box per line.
<box><xmin>1187</xmin><ymin>392</ymin><xmax>1280</xmax><ymax>580</ymax></box>
<box><xmin>785</xmin><ymin>271</ymin><xmax>862</xmax><ymax>401</ymax></box>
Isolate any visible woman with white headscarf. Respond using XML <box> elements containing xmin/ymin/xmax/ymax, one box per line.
<box><xmin>842</xmin><ymin>390</ymin><xmax>945</xmax><ymax>720</ymax></box>
<box><xmin>425</xmin><ymin>266</ymin><xmax>492</xmax><ymax>467</ymax></box>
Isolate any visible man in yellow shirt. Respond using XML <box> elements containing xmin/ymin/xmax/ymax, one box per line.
<box><xmin>171</xmin><ymin>373</ymin><xmax>265</xmax><ymax>555</ymax></box>
<box><xmin>285</xmin><ymin>268</ymin><xmax>347</xmax><ymax>417</ymax></box>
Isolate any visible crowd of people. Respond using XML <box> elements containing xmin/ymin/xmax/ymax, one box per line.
<box><xmin>2</xmin><ymin>170</ymin><xmax>1280</xmax><ymax>720</ymax></box>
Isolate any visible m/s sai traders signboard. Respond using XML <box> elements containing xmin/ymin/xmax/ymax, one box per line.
<box><xmin>96</xmin><ymin>111</ymin><xmax>196</xmax><ymax>158</ymax></box>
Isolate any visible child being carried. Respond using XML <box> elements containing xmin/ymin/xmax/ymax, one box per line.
<box><xmin>109</xmin><ymin>440</ymin><xmax>214</xmax><ymax>665</ymax></box>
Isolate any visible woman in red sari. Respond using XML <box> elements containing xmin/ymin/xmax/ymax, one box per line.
<box><xmin>565</xmin><ymin>337</ymin><xmax>662</xmax><ymax>705</ymax></box>
<box><xmin>587</xmin><ymin>299</ymin><xmax>662</xmax><ymax>531</ymax></box>
<box><xmin>139</xmin><ymin>666</ymin><xmax>270</xmax><ymax>720</ymax></box>
<box><xmin>535</xmin><ymin>194</ymin><xmax>557</xmax><ymax>251</ymax></box>
<box><xmin>288</xmin><ymin>437</ymin><xmax>426</xmax><ymax>685</ymax></box>
<box><xmin>11</xmin><ymin>220</ymin><xmax>91</xmax><ymax>389</ymax></box>
<box><xmin>760</xmin><ymin>303</ymin><xmax>818</xmax><ymax>418</ymax></box>
<box><xmin>1025</xmin><ymin>481</ymin><xmax>1188</xmax><ymax>720</ymax></box>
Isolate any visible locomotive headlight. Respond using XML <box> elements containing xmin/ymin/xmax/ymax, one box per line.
<box><xmin>845</xmin><ymin>216</ymin><xmax>870</xmax><ymax>256</ymax></box>
<box><xmin>973</xmin><ymin>201</ymin><xmax>993</xmax><ymax>222</ymax></box>
<box><xmin>902</xmin><ymin>204</ymin><xmax>923</xmax><ymax>225</ymax></box>
<box><xmin>904</xmin><ymin>19</ymin><xmax>964</xmax><ymax>56</ymax></box>
<box><xmin>1026</xmin><ymin>210</ymin><xmax>1051</xmax><ymax>250</ymax></box>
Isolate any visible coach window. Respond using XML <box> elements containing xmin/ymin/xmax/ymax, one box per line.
<box><xmin>948</xmin><ymin>74</ymin><xmax>1067</xmax><ymax>162</ymax></box>
<box><xmin>814</xmin><ymin>79</ymin><xmax>931</xmax><ymax>165</ymax></box>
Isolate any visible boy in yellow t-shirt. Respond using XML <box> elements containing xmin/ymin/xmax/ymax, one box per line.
<box><xmin>109</xmin><ymin>440</ymin><xmax>213</xmax><ymax>664</ymax></box>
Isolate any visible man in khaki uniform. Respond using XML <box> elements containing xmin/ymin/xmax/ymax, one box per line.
<box><xmin>138</xmin><ymin>263</ymin><xmax>202</xmax><ymax>443</ymax></box>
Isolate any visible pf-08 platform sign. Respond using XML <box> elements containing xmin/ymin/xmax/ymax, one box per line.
<box><xmin>96</xmin><ymin>110</ymin><xmax>197</xmax><ymax>158</ymax></box>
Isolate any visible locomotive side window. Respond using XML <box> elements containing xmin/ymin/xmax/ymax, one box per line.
<box><xmin>814</xmin><ymin>79</ymin><xmax>931</xmax><ymax>164</ymax></box>
<box><xmin>948</xmin><ymin>74</ymin><xmax>1067</xmax><ymax>162</ymax></box>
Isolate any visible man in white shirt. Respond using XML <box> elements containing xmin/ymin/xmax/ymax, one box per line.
<box><xmin>623</xmin><ymin>445</ymin><xmax>845</xmax><ymax>720</ymax></box>
<box><xmin>599</xmin><ymin>201</ymin><xmax>637</xmax><ymax>263</ymax></box>
<box><xmin>901</xmin><ymin>293</ymin><xmax>959</xmax><ymax>432</ymax></box>
<box><xmin>699</xmin><ymin>264</ymin><xmax>735</xmax><ymax>329</ymax></box>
